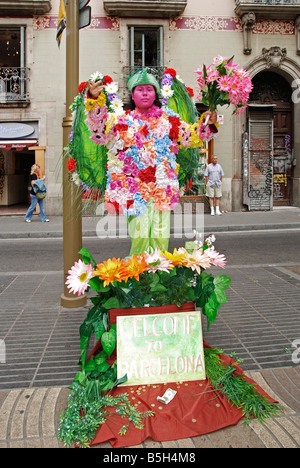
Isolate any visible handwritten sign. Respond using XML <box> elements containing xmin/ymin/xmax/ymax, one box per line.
<box><xmin>117</xmin><ymin>311</ymin><xmax>206</xmax><ymax>386</ymax></box>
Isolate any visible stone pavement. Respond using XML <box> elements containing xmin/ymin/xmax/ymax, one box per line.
<box><xmin>0</xmin><ymin>208</ymin><xmax>300</xmax><ymax>448</ymax></box>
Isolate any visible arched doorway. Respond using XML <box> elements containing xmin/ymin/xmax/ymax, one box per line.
<box><xmin>249</xmin><ymin>71</ymin><xmax>294</xmax><ymax>206</ymax></box>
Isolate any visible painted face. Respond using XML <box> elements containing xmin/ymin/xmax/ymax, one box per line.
<box><xmin>131</xmin><ymin>84</ymin><xmax>156</xmax><ymax>111</ymax></box>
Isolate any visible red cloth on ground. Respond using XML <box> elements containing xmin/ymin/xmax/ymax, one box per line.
<box><xmin>87</xmin><ymin>305</ymin><xmax>276</xmax><ymax>448</ymax></box>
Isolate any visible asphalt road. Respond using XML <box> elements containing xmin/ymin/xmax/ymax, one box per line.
<box><xmin>0</xmin><ymin>229</ymin><xmax>299</xmax><ymax>272</ymax></box>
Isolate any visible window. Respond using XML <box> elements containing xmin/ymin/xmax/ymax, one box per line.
<box><xmin>0</xmin><ymin>27</ymin><xmax>25</xmax><ymax>68</ymax></box>
<box><xmin>129</xmin><ymin>27</ymin><xmax>163</xmax><ymax>68</ymax></box>
<box><xmin>0</xmin><ymin>26</ymin><xmax>29</xmax><ymax>102</ymax></box>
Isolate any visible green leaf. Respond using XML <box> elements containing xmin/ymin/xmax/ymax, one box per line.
<box><xmin>94</xmin><ymin>319</ymin><xmax>106</xmax><ymax>340</ymax></box>
<box><xmin>214</xmin><ymin>275</ymin><xmax>231</xmax><ymax>290</ymax></box>
<box><xmin>96</xmin><ymin>361</ymin><xmax>111</xmax><ymax>373</ymax></box>
<box><xmin>204</xmin><ymin>302</ymin><xmax>218</xmax><ymax>325</ymax></box>
<box><xmin>94</xmin><ymin>350</ymin><xmax>108</xmax><ymax>365</ymax></box>
<box><xmin>150</xmin><ymin>283</ymin><xmax>168</xmax><ymax>293</ymax></box>
<box><xmin>84</xmin><ymin>359</ymin><xmax>96</xmax><ymax>372</ymax></box>
<box><xmin>185</xmin><ymin>241</ymin><xmax>197</xmax><ymax>253</ymax></box>
<box><xmin>214</xmin><ymin>287</ymin><xmax>228</xmax><ymax>304</ymax></box>
<box><xmin>102</xmin><ymin>296</ymin><xmax>120</xmax><ymax>309</ymax></box>
<box><xmin>79</xmin><ymin>247</ymin><xmax>97</xmax><ymax>267</ymax></box>
<box><xmin>101</xmin><ymin>329</ymin><xmax>116</xmax><ymax>356</ymax></box>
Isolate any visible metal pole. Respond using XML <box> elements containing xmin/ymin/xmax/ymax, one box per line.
<box><xmin>61</xmin><ymin>0</ymin><xmax>86</xmax><ymax>308</ymax></box>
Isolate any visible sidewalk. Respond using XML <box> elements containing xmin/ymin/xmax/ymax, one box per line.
<box><xmin>0</xmin><ymin>207</ymin><xmax>300</xmax><ymax>448</ymax></box>
<box><xmin>0</xmin><ymin>206</ymin><xmax>300</xmax><ymax>239</ymax></box>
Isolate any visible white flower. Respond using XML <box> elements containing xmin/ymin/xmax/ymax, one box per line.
<box><xmin>105</xmin><ymin>81</ymin><xmax>119</xmax><ymax>94</ymax></box>
<box><xmin>161</xmin><ymin>85</ymin><xmax>174</xmax><ymax>99</ymax></box>
<box><xmin>213</xmin><ymin>56</ymin><xmax>225</xmax><ymax>66</ymax></box>
<box><xmin>71</xmin><ymin>172</ymin><xmax>81</xmax><ymax>186</ymax></box>
<box><xmin>66</xmin><ymin>259</ymin><xmax>94</xmax><ymax>296</ymax></box>
<box><xmin>110</xmin><ymin>98</ymin><xmax>124</xmax><ymax>115</ymax></box>
<box><xmin>90</xmin><ymin>71</ymin><xmax>103</xmax><ymax>82</ymax></box>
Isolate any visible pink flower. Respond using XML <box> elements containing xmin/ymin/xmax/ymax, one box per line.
<box><xmin>66</xmin><ymin>260</ymin><xmax>94</xmax><ymax>296</ymax></box>
<box><xmin>217</xmin><ymin>75</ymin><xmax>232</xmax><ymax>92</ymax></box>
<box><xmin>145</xmin><ymin>249</ymin><xmax>174</xmax><ymax>273</ymax></box>
<box><xmin>206</xmin><ymin>248</ymin><xmax>227</xmax><ymax>268</ymax></box>
<box><xmin>206</xmin><ymin>70</ymin><xmax>220</xmax><ymax>83</ymax></box>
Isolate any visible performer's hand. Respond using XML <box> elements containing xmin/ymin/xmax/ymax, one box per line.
<box><xmin>204</xmin><ymin>110</ymin><xmax>217</xmax><ymax>125</ymax></box>
<box><xmin>87</xmin><ymin>80</ymin><xmax>104</xmax><ymax>99</ymax></box>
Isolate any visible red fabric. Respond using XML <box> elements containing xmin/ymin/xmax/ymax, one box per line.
<box><xmin>87</xmin><ymin>305</ymin><xmax>277</xmax><ymax>448</ymax></box>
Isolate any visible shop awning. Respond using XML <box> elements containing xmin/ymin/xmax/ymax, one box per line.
<box><xmin>0</xmin><ymin>139</ymin><xmax>37</xmax><ymax>150</ymax></box>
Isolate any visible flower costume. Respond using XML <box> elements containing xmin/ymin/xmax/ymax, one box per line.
<box><xmin>67</xmin><ymin>68</ymin><xmax>218</xmax><ymax>255</ymax></box>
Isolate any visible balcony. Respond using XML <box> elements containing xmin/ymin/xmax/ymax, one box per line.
<box><xmin>103</xmin><ymin>0</ymin><xmax>187</xmax><ymax>18</ymax></box>
<box><xmin>0</xmin><ymin>67</ymin><xmax>30</xmax><ymax>107</ymax></box>
<box><xmin>235</xmin><ymin>0</ymin><xmax>300</xmax><ymax>20</ymax></box>
<box><xmin>0</xmin><ymin>1</ymin><xmax>51</xmax><ymax>16</ymax></box>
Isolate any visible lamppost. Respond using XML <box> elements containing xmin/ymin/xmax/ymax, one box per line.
<box><xmin>61</xmin><ymin>0</ymin><xmax>87</xmax><ymax>308</ymax></box>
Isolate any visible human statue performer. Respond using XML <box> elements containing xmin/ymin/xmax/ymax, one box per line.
<box><xmin>67</xmin><ymin>68</ymin><xmax>218</xmax><ymax>255</ymax></box>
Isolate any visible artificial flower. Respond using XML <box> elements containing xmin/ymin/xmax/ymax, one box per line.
<box><xmin>105</xmin><ymin>81</ymin><xmax>119</xmax><ymax>95</ymax></box>
<box><xmin>164</xmin><ymin>68</ymin><xmax>177</xmax><ymax>78</ymax></box>
<box><xmin>123</xmin><ymin>254</ymin><xmax>148</xmax><ymax>281</ymax></box>
<box><xmin>93</xmin><ymin>257</ymin><xmax>127</xmax><ymax>286</ymax></box>
<box><xmin>66</xmin><ymin>259</ymin><xmax>94</xmax><ymax>296</ymax></box>
<box><xmin>67</xmin><ymin>158</ymin><xmax>77</xmax><ymax>173</ymax></box>
<box><xmin>145</xmin><ymin>249</ymin><xmax>174</xmax><ymax>273</ymax></box>
<box><xmin>161</xmin><ymin>85</ymin><xmax>174</xmax><ymax>99</ymax></box>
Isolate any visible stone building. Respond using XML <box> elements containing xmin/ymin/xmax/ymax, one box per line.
<box><xmin>0</xmin><ymin>0</ymin><xmax>299</xmax><ymax>214</ymax></box>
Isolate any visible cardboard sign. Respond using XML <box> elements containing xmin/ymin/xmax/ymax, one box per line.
<box><xmin>117</xmin><ymin>311</ymin><xmax>206</xmax><ymax>386</ymax></box>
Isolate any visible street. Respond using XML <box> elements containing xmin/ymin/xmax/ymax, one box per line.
<box><xmin>0</xmin><ymin>228</ymin><xmax>299</xmax><ymax>272</ymax></box>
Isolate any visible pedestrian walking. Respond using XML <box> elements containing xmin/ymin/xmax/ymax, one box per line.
<box><xmin>205</xmin><ymin>155</ymin><xmax>224</xmax><ymax>216</ymax></box>
<box><xmin>24</xmin><ymin>164</ymin><xmax>49</xmax><ymax>223</ymax></box>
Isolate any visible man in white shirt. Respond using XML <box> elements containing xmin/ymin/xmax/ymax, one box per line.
<box><xmin>204</xmin><ymin>155</ymin><xmax>224</xmax><ymax>216</ymax></box>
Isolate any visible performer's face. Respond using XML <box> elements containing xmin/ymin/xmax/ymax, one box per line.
<box><xmin>132</xmin><ymin>85</ymin><xmax>156</xmax><ymax>111</ymax></box>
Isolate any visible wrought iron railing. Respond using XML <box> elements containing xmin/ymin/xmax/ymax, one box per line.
<box><xmin>0</xmin><ymin>67</ymin><xmax>30</xmax><ymax>103</ymax></box>
<box><xmin>236</xmin><ymin>0</ymin><xmax>297</xmax><ymax>4</ymax></box>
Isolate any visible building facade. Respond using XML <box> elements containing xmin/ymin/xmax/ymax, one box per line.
<box><xmin>0</xmin><ymin>0</ymin><xmax>299</xmax><ymax>214</ymax></box>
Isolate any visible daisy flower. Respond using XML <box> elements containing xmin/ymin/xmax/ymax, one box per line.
<box><xmin>161</xmin><ymin>85</ymin><xmax>174</xmax><ymax>99</ymax></box>
<box><xmin>110</xmin><ymin>98</ymin><xmax>124</xmax><ymax>115</ymax></box>
<box><xmin>145</xmin><ymin>249</ymin><xmax>174</xmax><ymax>273</ymax></box>
<box><xmin>66</xmin><ymin>259</ymin><xmax>94</xmax><ymax>296</ymax></box>
<box><xmin>90</xmin><ymin>71</ymin><xmax>103</xmax><ymax>82</ymax></box>
<box><xmin>105</xmin><ymin>81</ymin><xmax>119</xmax><ymax>95</ymax></box>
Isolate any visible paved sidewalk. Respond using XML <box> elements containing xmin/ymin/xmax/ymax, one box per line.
<box><xmin>0</xmin><ymin>206</ymin><xmax>300</xmax><ymax>239</ymax></box>
<box><xmin>0</xmin><ymin>207</ymin><xmax>300</xmax><ymax>448</ymax></box>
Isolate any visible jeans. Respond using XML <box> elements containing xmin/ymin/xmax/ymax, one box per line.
<box><xmin>25</xmin><ymin>194</ymin><xmax>48</xmax><ymax>222</ymax></box>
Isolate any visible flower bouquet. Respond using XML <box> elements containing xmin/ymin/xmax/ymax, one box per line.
<box><xmin>195</xmin><ymin>56</ymin><xmax>253</xmax><ymax>121</ymax></box>
<box><xmin>66</xmin><ymin>233</ymin><xmax>230</xmax><ymax>382</ymax></box>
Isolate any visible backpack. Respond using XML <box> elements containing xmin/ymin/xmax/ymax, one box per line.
<box><xmin>33</xmin><ymin>179</ymin><xmax>47</xmax><ymax>199</ymax></box>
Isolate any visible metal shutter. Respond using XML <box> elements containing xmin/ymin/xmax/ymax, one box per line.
<box><xmin>246</xmin><ymin>119</ymin><xmax>274</xmax><ymax>210</ymax></box>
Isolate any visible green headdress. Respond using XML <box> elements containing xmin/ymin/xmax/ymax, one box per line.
<box><xmin>127</xmin><ymin>69</ymin><xmax>161</xmax><ymax>95</ymax></box>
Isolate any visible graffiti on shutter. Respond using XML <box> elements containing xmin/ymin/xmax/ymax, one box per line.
<box><xmin>248</xmin><ymin>120</ymin><xmax>273</xmax><ymax>210</ymax></box>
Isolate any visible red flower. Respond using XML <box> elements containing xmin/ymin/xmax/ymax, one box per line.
<box><xmin>67</xmin><ymin>158</ymin><xmax>77</xmax><ymax>173</ymax></box>
<box><xmin>164</xmin><ymin>68</ymin><xmax>177</xmax><ymax>78</ymax></box>
<box><xmin>168</xmin><ymin>115</ymin><xmax>181</xmax><ymax>140</ymax></box>
<box><xmin>115</xmin><ymin>123</ymin><xmax>129</xmax><ymax>132</ymax></box>
<box><xmin>78</xmin><ymin>81</ymin><xmax>88</xmax><ymax>94</ymax></box>
<box><xmin>140</xmin><ymin>124</ymin><xmax>149</xmax><ymax>138</ymax></box>
<box><xmin>138</xmin><ymin>166</ymin><xmax>156</xmax><ymax>183</ymax></box>
<box><xmin>103</xmin><ymin>75</ymin><xmax>113</xmax><ymax>85</ymax></box>
<box><xmin>186</xmin><ymin>86</ymin><xmax>194</xmax><ymax>97</ymax></box>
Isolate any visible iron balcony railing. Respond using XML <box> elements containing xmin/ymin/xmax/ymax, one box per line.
<box><xmin>0</xmin><ymin>67</ymin><xmax>30</xmax><ymax>103</ymax></box>
<box><xmin>236</xmin><ymin>0</ymin><xmax>297</xmax><ymax>4</ymax></box>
